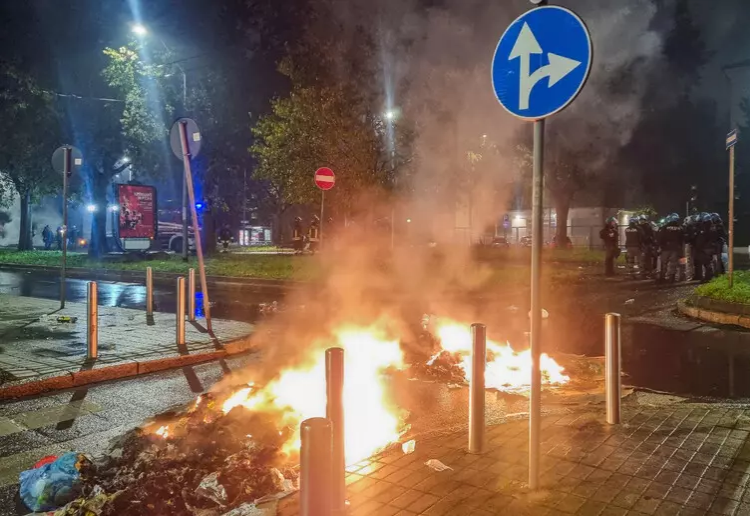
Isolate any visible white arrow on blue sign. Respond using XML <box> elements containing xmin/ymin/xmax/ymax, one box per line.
<box><xmin>492</xmin><ymin>6</ymin><xmax>593</xmax><ymax>121</ymax></box>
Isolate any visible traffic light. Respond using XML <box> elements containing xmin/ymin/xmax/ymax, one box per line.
<box><xmin>690</xmin><ymin>185</ymin><xmax>698</xmax><ymax>203</ymax></box>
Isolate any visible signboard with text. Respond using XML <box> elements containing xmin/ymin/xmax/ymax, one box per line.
<box><xmin>117</xmin><ymin>184</ymin><xmax>156</xmax><ymax>239</ymax></box>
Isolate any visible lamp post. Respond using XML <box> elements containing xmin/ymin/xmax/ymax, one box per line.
<box><xmin>132</xmin><ymin>23</ymin><xmax>189</xmax><ymax>261</ymax></box>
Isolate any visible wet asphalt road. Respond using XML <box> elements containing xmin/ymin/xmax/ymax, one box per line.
<box><xmin>0</xmin><ymin>270</ymin><xmax>281</xmax><ymax>322</ymax></box>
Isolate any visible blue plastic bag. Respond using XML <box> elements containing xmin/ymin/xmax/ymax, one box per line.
<box><xmin>19</xmin><ymin>452</ymin><xmax>86</xmax><ymax>512</ymax></box>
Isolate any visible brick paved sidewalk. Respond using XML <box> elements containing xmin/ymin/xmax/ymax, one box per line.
<box><xmin>279</xmin><ymin>400</ymin><xmax>750</xmax><ymax>515</ymax></box>
<box><xmin>0</xmin><ymin>294</ymin><xmax>253</xmax><ymax>390</ymax></box>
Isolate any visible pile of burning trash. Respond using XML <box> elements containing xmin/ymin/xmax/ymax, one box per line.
<box><xmin>27</xmin><ymin>394</ymin><xmax>298</xmax><ymax>515</ymax></box>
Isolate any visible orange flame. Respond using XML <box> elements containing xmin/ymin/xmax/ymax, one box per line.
<box><xmin>434</xmin><ymin>321</ymin><xmax>569</xmax><ymax>391</ymax></box>
<box><xmin>221</xmin><ymin>325</ymin><xmax>405</xmax><ymax>464</ymax></box>
<box><xmin>154</xmin><ymin>425</ymin><xmax>170</xmax><ymax>439</ymax></box>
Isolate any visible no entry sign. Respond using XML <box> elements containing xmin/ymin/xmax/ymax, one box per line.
<box><xmin>315</xmin><ymin>168</ymin><xmax>335</xmax><ymax>190</ymax></box>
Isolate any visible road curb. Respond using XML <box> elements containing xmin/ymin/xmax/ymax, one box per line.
<box><xmin>678</xmin><ymin>298</ymin><xmax>747</xmax><ymax>328</ymax></box>
<box><xmin>0</xmin><ymin>336</ymin><xmax>256</xmax><ymax>400</ymax></box>
<box><xmin>0</xmin><ymin>263</ymin><xmax>302</xmax><ymax>291</ymax></box>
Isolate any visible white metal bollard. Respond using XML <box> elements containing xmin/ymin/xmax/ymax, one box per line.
<box><xmin>605</xmin><ymin>313</ymin><xmax>621</xmax><ymax>424</ymax></box>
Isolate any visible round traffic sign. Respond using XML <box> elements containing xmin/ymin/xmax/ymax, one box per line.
<box><xmin>51</xmin><ymin>145</ymin><xmax>83</xmax><ymax>176</ymax></box>
<box><xmin>314</xmin><ymin>167</ymin><xmax>335</xmax><ymax>191</ymax></box>
<box><xmin>170</xmin><ymin>118</ymin><xmax>202</xmax><ymax>159</ymax></box>
<box><xmin>491</xmin><ymin>6</ymin><xmax>592</xmax><ymax>120</ymax></box>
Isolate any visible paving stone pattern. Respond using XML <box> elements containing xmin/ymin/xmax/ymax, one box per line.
<box><xmin>0</xmin><ymin>294</ymin><xmax>252</xmax><ymax>382</ymax></box>
<box><xmin>278</xmin><ymin>405</ymin><xmax>750</xmax><ymax>515</ymax></box>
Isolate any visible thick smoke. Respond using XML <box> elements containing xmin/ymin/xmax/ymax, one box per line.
<box><xmin>0</xmin><ymin>191</ymin><xmax>63</xmax><ymax>247</ymax></box>
<box><xmin>218</xmin><ymin>0</ymin><xmax>667</xmax><ymax>389</ymax></box>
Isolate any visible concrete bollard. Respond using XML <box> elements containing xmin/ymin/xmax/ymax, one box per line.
<box><xmin>326</xmin><ymin>348</ymin><xmax>345</xmax><ymax>514</ymax></box>
<box><xmin>87</xmin><ymin>282</ymin><xmax>98</xmax><ymax>360</ymax></box>
<box><xmin>188</xmin><ymin>268</ymin><xmax>196</xmax><ymax>322</ymax></box>
<box><xmin>146</xmin><ymin>267</ymin><xmax>153</xmax><ymax>316</ymax></box>
<box><xmin>300</xmin><ymin>418</ymin><xmax>333</xmax><ymax>516</ymax></box>
<box><xmin>605</xmin><ymin>313</ymin><xmax>621</xmax><ymax>424</ymax></box>
<box><xmin>176</xmin><ymin>277</ymin><xmax>186</xmax><ymax>346</ymax></box>
<box><xmin>469</xmin><ymin>323</ymin><xmax>486</xmax><ymax>454</ymax></box>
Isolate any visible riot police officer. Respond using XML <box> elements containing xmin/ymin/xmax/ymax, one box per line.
<box><xmin>695</xmin><ymin>213</ymin><xmax>715</xmax><ymax>282</ymax></box>
<box><xmin>624</xmin><ymin>217</ymin><xmax>642</xmax><ymax>278</ymax></box>
<box><xmin>600</xmin><ymin>216</ymin><xmax>619</xmax><ymax>277</ymax></box>
<box><xmin>711</xmin><ymin>213</ymin><xmax>726</xmax><ymax>275</ymax></box>
<box><xmin>685</xmin><ymin>214</ymin><xmax>702</xmax><ymax>281</ymax></box>
<box><xmin>657</xmin><ymin>213</ymin><xmax>684</xmax><ymax>283</ymax></box>
<box><xmin>637</xmin><ymin>215</ymin><xmax>655</xmax><ymax>278</ymax></box>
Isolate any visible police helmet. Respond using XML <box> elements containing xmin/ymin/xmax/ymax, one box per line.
<box><xmin>638</xmin><ymin>214</ymin><xmax>649</xmax><ymax>223</ymax></box>
<box><xmin>628</xmin><ymin>217</ymin><xmax>637</xmax><ymax>227</ymax></box>
<box><xmin>711</xmin><ymin>213</ymin><xmax>721</xmax><ymax>223</ymax></box>
<box><xmin>701</xmin><ymin>212</ymin><xmax>711</xmax><ymax>222</ymax></box>
<box><xmin>606</xmin><ymin>216</ymin><xmax>617</xmax><ymax>226</ymax></box>
<box><xmin>295</xmin><ymin>216</ymin><xmax>302</xmax><ymax>222</ymax></box>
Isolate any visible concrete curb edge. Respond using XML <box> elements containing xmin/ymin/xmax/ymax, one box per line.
<box><xmin>0</xmin><ymin>336</ymin><xmax>256</xmax><ymax>400</ymax></box>
<box><xmin>678</xmin><ymin>298</ymin><xmax>748</xmax><ymax>328</ymax></box>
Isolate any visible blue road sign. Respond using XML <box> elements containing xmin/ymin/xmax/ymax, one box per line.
<box><xmin>727</xmin><ymin>129</ymin><xmax>738</xmax><ymax>150</ymax></box>
<box><xmin>492</xmin><ymin>6</ymin><xmax>592</xmax><ymax>120</ymax></box>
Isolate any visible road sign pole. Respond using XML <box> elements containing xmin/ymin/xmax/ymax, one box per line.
<box><xmin>178</xmin><ymin>121</ymin><xmax>212</xmax><ymax>332</ymax></box>
<box><xmin>729</xmin><ymin>144</ymin><xmax>735</xmax><ymax>288</ymax></box>
<box><xmin>320</xmin><ymin>190</ymin><xmax>325</xmax><ymax>250</ymax></box>
<box><xmin>182</xmin><ymin>178</ymin><xmax>189</xmax><ymax>262</ymax></box>
<box><xmin>529</xmin><ymin>118</ymin><xmax>544</xmax><ymax>490</ymax></box>
<box><xmin>60</xmin><ymin>147</ymin><xmax>70</xmax><ymax>309</ymax></box>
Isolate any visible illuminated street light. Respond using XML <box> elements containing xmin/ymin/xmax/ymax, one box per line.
<box><xmin>122</xmin><ymin>156</ymin><xmax>130</xmax><ymax>164</ymax></box>
<box><xmin>131</xmin><ymin>24</ymin><xmax>148</xmax><ymax>36</ymax></box>
<box><xmin>86</xmin><ymin>204</ymin><xmax>98</xmax><ymax>213</ymax></box>
<box><xmin>109</xmin><ymin>205</ymin><xmax>120</xmax><ymax>212</ymax></box>
<box><xmin>384</xmin><ymin>110</ymin><xmax>396</xmax><ymax>121</ymax></box>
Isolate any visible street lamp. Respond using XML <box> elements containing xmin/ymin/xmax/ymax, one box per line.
<box><xmin>131</xmin><ymin>24</ymin><xmax>148</xmax><ymax>36</ymax></box>
<box><xmin>385</xmin><ymin>111</ymin><xmax>396</xmax><ymax>121</ymax></box>
<box><xmin>86</xmin><ymin>204</ymin><xmax>98</xmax><ymax>213</ymax></box>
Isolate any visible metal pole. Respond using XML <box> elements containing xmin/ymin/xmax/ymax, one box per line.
<box><xmin>529</xmin><ymin>118</ymin><xmax>544</xmax><ymax>490</ymax></box>
<box><xmin>729</xmin><ymin>145</ymin><xmax>735</xmax><ymax>288</ymax></box>
<box><xmin>181</xmin><ymin>69</ymin><xmax>189</xmax><ymax>262</ymax></box>
<box><xmin>469</xmin><ymin>323</ymin><xmax>486</xmax><ymax>454</ymax></box>
<box><xmin>60</xmin><ymin>147</ymin><xmax>70</xmax><ymax>309</ymax></box>
<box><xmin>605</xmin><ymin>313</ymin><xmax>621</xmax><ymax>424</ymax></box>
<box><xmin>188</xmin><ymin>268</ymin><xmax>196</xmax><ymax>322</ymax></box>
<box><xmin>178</xmin><ymin>121</ymin><xmax>212</xmax><ymax>331</ymax></box>
<box><xmin>326</xmin><ymin>348</ymin><xmax>345</xmax><ymax>514</ymax></box>
<box><xmin>176</xmin><ymin>277</ymin><xmax>186</xmax><ymax>345</ymax></box>
<box><xmin>87</xmin><ymin>281</ymin><xmax>98</xmax><ymax>360</ymax></box>
<box><xmin>146</xmin><ymin>267</ymin><xmax>153</xmax><ymax>316</ymax></box>
<box><xmin>320</xmin><ymin>190</ymin><xmax>325</xmax><ymax>250</ymax></box>
<box><xmin>300</xmin><ymin>417</ymin><xmax>333</xmax><ymax>516</ymax></box>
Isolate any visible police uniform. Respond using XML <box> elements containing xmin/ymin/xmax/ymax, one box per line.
<box><xmin>657</xmin><ymin>215</ymin><xmax>684</xmax><ymax>282</ymax></box>
<box><xmin>624</xmin><ymin>220</ymin><xmax>642</xmax><ymax>277</ymax></box>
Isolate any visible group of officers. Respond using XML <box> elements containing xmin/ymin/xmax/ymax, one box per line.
<box><xmin>292</xmin><ymin>215</ymin><xmax>321</xmax><ymax>254</ymax></box>
<box><xmin>600</xmin><ymin>213</ymin><xmax>727</xmax><ymax>282</ymax></box>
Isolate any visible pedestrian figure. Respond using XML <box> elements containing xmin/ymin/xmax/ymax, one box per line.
<box><xmin>219</xmin><ymin>225</ymin><xmax>233</xmax><ymax>253</ymax></box>
<box><xmin>55</xmin><ymin>226</ymin><xmax>63</xmax><ymax>250</ymax></box>
<box><xmin>292</xmin><ymin>217</ymin><xmax>304</xmax><ymax>254</ymax></box>
<box><xmin>307</xmin><ymin>215</ymin><xmax>320</xmax><ymax>254</ymax></box>
<box><xmin>624</xmin><ymin>216</ymin><xmax>642</xmax><ymax>278</ymax></box>
<box><xmin>599</xmin><ymin>217</ymin><xmax>619</xmax><ymax>277</ymax></box>
<box><xmin>657</xmin><ymin>213</ymin><xmax>684</xmax><ymax>283</ymax></box>
<box><xmin>695</xmin><ymin>213</ymin><xmax>715</xmax><ymax>282</ymax></box>
<box><xmin>42</xmin><ymin>225</ymin><xmax>52</xmax><ymax>250</ymax></box>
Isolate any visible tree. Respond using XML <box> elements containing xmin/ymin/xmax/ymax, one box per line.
<box><xmin>0</xmin><ymin>62</ymin><xmax>60</xmax><ymax>249</ymax></box>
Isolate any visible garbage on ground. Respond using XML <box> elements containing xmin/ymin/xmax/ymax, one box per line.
<box><xmin>19</xmin><ymin>452</ymin><xmax>91</xmax><ymax>512</ymax></box>
<box><xmin>401</xmin><ymin>440</ymin><xmax>416</xmax><ymax>455</ymax></box>
<box><xmin>424</xmin><ymin>459</ymin><xmax>452</xmax><ymax>472</ymax></box>
<box><xmin>197</xmin><ymin>472</ymin><xmax>228</xmax><ymax>506</ymax></box>
<box><xmin>624</xmin><ymin>299</ymin><xmax>635</xmax><ymax>305</ymax></box>
<box><xmin>56</xmin><ymin>316</ymin><xmax>78</xmax><ymax>324</ymax></box>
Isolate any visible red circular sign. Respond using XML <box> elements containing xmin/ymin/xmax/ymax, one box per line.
<box><xmin>314</xmin><ymin>167</ymin><xmax>336</xmax><ymax>191</ymax></box>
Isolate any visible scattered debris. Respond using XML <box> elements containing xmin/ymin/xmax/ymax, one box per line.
<box><xmin>56</xmin><ymin>316</ymin><xmax>78</xmax><ymax>324</ymax></box>
<box><xmin>624</xmin><ymin>299</ymin><xmax>635</xmax><ymax>305</ymax></box>
<box><xmin>424</xmin><ymin>459</ymin><xmax>452</xmax><ymax>472</ymax></box>
<box><xmin>19</xmin><ymin>452</ymin><xmax>92</xmax><ymax>512</ymax></box>
<box><xmin>401</xmin><ymin>440</ymin><xmax>416</xmax><ymax>455</ymax></box>
<box><xmin>527</xmin><ymin>309</ymin><xmax>549</xmax><ymax>319</ymax></box>
<box><xmin>507</xmin><ymin>305</ymin><xmax>519</xmax><ymax>312</ymax></box>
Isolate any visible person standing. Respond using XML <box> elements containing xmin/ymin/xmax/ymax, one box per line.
<box><xmin>307</xmin><ymin>215</ymin><xmax>320</xmax><ymax>254</ymax></box>
<box><xmin>292</xmin><ymin>217</ymin><xmax>304</xmax><ymax>254</ymax></box>
<box><xmin>695</xmin><ymin>213</ymin><xmax>715</xmax><ymax>282</ymax></box>
<box><xmin>42</xmin><ymin>225</ymin><xmax>52</xmax><ymax>250</ymax></box>
<box><xmin>599</xmin><ymin>217</ymin><xmax>619</xmax><ymax>277</ymax></box>
<box><xmin>624</xmin><ymin>217</ymin><xmax>642</xmax><ymax>278</ymax></box>
<box><xmin>657</xmin><ymin>213</ymin><xmax>685</xmax><ymax>283</ymax></box>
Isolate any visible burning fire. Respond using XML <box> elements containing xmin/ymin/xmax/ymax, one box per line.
<box><xmin>221</xmin><ymin>325</ymin><xmax>405</xmax><ymax>465</ymax></box>
<box><xmin>432</xmin><ymin>321</ymin><xmax>569</xmax><ymax>391</ymax></box>
<box><xmin>154</xmin><ymin>425</ymin><xmax>170</xmax><ymax>439</ymax></box>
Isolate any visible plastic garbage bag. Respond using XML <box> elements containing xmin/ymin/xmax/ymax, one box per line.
<box><xmin>424</xmin><ymin>459</ymin><xmax>452</xmax><ymax>472</ymax></box>
<box><xmin>19</xmin><ymin>453</ymin><xmax>89</xmax><ymax>512</ymax></box>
